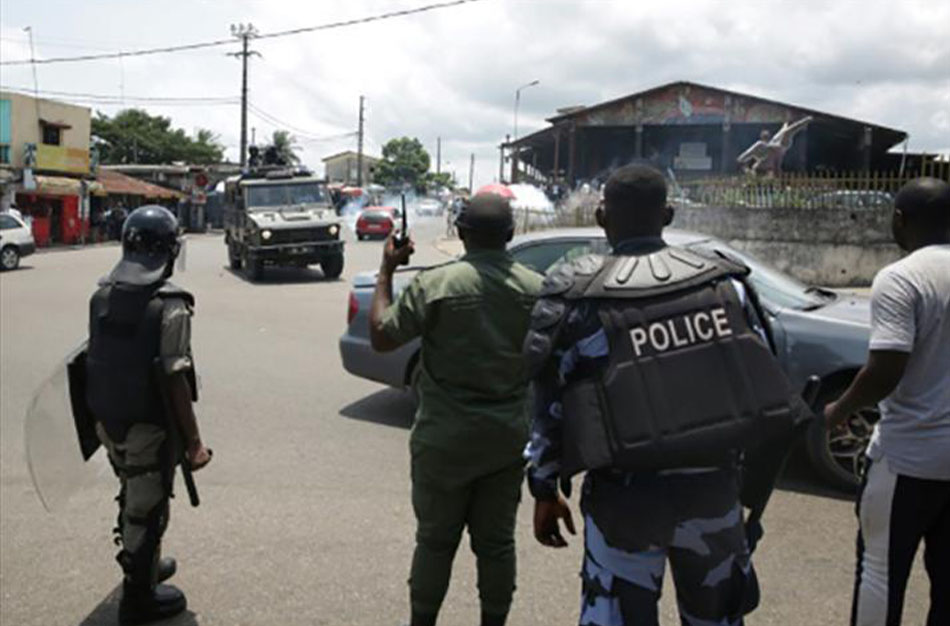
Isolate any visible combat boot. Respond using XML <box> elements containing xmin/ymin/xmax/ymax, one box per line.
<box><xmin>118</xmin><ymin>583</ymin><xmax>187</xmax><ymax>625</ymax></box>
<box><xmin>157</xmin><ymin>557</ymin><xmax>176</xmax><ymax>582</ymax></box>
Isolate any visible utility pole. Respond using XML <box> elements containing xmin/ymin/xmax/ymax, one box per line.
<box><xmin>500</xmin><ymin>134</ymin><xmax>509</xmax><ymax>184</ymax></box>
<box><xmin>230</xmin><ymin>24</ymin><xmax>259</xmax><ymax>169</ymax></box>
<box><xmin>468</xmin><ymin>153</ymin><xmax>475</xmax><ymax>192</ymax></box>
<box><xmin>24</xmin><ymin>27</ymin><xmax>39</xmax><ymax>100</ymax></box>
<box><xmin>436</xmin><ymin>136</ymin><xmax>441</xmax><ymax>175</ymax></box>
<box><xmin>357</xmin><ymin>95</ymin><xmax>365</xmax><ymax>186</ymax></box>
<box><xmin>24</xmin><ymin>26</ymin><xmax>41</xmax><ymax>128</ymax></box>
<box><xmin>251</xmin><ymin>127</ymin><xmax>256</xmax><ymax>146</ymax></box>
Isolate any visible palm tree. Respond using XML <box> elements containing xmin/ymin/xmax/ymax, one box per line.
<box><xmin>271</xmin><ymin>130</ymin><xmax>300</xmax><ymax>165</ymax></box>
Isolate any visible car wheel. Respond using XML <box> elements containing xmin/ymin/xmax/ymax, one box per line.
<box><xmin>805</xmin><ymin>386</ymin><xmax>878</xmax><ymax>492</ymax></box>
<box><xmin>320</xmin><ymin>253</ymin><xmax>344</xmax><ymax>279</ymax></box>
<box><xmin>0</xmin><ymin>246</ymin><xmax>19</xmax><ymax>271</ymax></box>
<box><xmin>228</xmin><ymin>243</ymin><xmax>243</xmax><ymax>270</ymax></box>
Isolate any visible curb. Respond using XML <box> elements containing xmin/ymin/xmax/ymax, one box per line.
<box><xmin>35</xmin><ymin>231</ymin><xmax>221</xmax><ymax>254</ymax></box>
<box><xmin>433</xmin><ymin>237</ymin><xmax>463</xmax><ymax>258</ymax></box>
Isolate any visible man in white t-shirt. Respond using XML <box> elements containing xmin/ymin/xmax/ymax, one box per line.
<box><xmin>825</xmin><ymin>177</ymin><xmax>949</xmax><ymax>626</ymax></box>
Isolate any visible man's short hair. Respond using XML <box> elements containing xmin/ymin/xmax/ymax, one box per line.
<box><xmin>896</xmin><ymin>177</ymin><xmax>950</xmax><ymax>228</ymax></box>
<box><xmin>603</xmin><ymin>164</ymin><xmax>667</xmax><ymax>214</ymax></box>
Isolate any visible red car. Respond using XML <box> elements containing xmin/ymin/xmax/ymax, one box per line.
<box><xmin>355</xmin><ymin>207</ymin><xmax>396</xmax><ymax>240</ymax></box>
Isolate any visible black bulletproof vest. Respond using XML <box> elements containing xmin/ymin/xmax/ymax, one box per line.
<box><xmin>85</xmin><ymin>282</ymin><xmax>193</xmax><ymax>442</ymax></box>
<box><xmin>559</xmin><ymin>248</ymin><xmax>794</xmax><ymax>477</ymax></box>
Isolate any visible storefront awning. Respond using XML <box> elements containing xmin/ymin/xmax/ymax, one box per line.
<box><xmin>33</xmin><ymin>175</ymin><xmax>83</xmax><ymax>196</ymax></box>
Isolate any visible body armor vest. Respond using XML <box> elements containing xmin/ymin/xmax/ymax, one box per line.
<box><xmin>551</xmin><ymin>246</ymin><xmax>795</xmax><ymax>477</ymax></box>
<box><xmin>86</xmin><ymin>281</ymin><xmax>194</xmax><ymax>442</ymax></box>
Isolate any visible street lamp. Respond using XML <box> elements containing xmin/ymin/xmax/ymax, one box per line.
<box><xmin>513</xmin><ymin>79</ymin><xmax>540</xmax><ymax>141</ymax></box>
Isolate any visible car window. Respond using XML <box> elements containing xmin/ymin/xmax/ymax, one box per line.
<box><xmin>510</xmin><ymin>238</ymin><xmax>607</xmax><ymax>274</ymax></box>
<box><xmin>0</xmin><ymin>214</ymin><xmax>21</xmax><ymax>230</ymax></box>
<box><xmin>686</xmin><ymin>241</ymin><xmax>828</xmax><ymax>310</ymax></box>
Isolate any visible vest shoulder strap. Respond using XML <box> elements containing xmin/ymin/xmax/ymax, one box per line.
<box><xmin>574</xmin><ymin>246</ymin><xmax>748</xmax><ymax>300</ymax></box>
<box><xmin>155</xmin><ymin>281</ymin><xmax>195</xmax><ymax>307</ymax></box>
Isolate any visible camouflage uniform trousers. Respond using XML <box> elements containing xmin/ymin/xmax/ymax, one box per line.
<box><xmin>96</xmin><ymin>422</ymin><xmax>175</xmax><ymax>591</ymax></box>
<box><xmin>578</xmin><ymin>468</ymin><xmax>756</xmax><ymax>626</ymax></box>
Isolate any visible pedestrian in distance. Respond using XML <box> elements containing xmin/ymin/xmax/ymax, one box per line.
<box><xmin>369</xmin><ymin>187</ymin><xmax>543</xmax><ymax>626</ymax></box>
<box><xmin>86</xmin><ymin>205</ymin><xmax>212</xmax><ymax>625</ymax></box>
<box><xmin>524</xmin><ymin>164</ymin><xmax>802</xmax><ymax>626</ymax></box>
<box><xmin>824</xmin><ymin>177</ymin><xmax>950</xmax><ymax>626</ymax></box>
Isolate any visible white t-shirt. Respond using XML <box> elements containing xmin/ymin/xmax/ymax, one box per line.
<box><xmin>866</xmin><ymin>244</ymin><xmax>950</xmax><ymax>480</ymax></box>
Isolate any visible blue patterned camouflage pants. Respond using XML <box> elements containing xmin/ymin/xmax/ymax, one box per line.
<box><xmin>578</xmin><ymin>468</ymin><xmax>756</xmax><ymax>626</ymax></box>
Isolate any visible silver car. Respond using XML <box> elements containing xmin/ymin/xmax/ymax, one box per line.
<box><xmin>0</xmin><ymin>212</ymin><xmax>37</xmax><ymax>271</ymax></box>
<box><xmin>339</xmin><ymin>228</ymin><xmax>874</xmax><ymax>490</ymax></box>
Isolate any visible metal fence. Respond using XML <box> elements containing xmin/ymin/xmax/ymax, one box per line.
<box><xmin>673</xmin><ymin>163</ymin><xmax>950</xmax><ymax>210</ymax></box>
<box><xmin>510</xmin><ymin>162</ymin><xmax>950</xmax><ymax>234</ymax></box>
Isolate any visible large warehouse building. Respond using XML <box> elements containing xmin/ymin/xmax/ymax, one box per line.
<box><xmin>506</xmin><ymin>81</ymin><xmax>909</xmax><ymax>185</ymax></box>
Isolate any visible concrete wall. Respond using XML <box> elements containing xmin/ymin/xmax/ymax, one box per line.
<box><xmin>671</xmin><ymin>204</ymin><xmax>902</xmax><ymax>286</ymax></box>
<box><xmin>0</xmin><ymin>91</ymin><xmax>91</xmax><ymax>170</ymax></box>
<box><xmin>323</xmin><ymin>152</ymin><xmax>378</xmax><ymax>185</ymax></box>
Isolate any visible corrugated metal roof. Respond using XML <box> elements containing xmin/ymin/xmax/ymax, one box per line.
<box><xmin>96</xmin><ymin>169</ymin><xmax>183</xmax><ymax>199</ymax></box>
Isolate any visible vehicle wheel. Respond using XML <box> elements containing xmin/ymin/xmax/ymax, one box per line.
<box><xmin>320</xmin><ymin>253</ymin><xmax>344</xmax><ymax>279</ymax></box>
<box><xmin>228</xmin><ymin>243</ymin><xmax>243</xmax><ymax>270</ymax></box>
<box><xmin>243</xmin><ymin>250</ymin><xmax>262</xmax><ymax>282</ymax></box>
<box><xmin>357</xmin><ymin>233</ymin><xmax>365</xmax><ymax>241</ymax></box>
<box><xmin>805</xmin><ymin>385</ymin><xmax>878</xmax><ymax>492</ymax></box>
<box><xmin>0</xmin><ymin>246</ymin><xmax>19</xmax><ymax>271</ymax></box>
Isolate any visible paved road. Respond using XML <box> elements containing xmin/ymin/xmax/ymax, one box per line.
<box><xmin>0</xmin><ymin>217</ymin><xmax>928</xmax><ymax>625</ymax></box>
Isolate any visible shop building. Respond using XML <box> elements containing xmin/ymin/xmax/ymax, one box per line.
<box><xmin>0</xmin><ymin>90</ymin><xmax>96</xmax><ymax>246</ymax></box>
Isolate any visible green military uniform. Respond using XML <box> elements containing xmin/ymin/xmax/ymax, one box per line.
<box><xmin>381</xmin><ymin>248</ymin><xmax>542</xmax><ymax>618</ymax></box>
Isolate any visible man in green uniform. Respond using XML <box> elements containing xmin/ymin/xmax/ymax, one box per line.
<box><xmin>369</xmin><ymin>189</ymin><xmax>543</xmax><ymax>626</ymax></box>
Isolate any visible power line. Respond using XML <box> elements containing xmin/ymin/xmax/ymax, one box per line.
<box><xmin>0</xmin><ymin>85</ymin><xmax>238</xmax><ymax>103</ymax></box>
<box><xmin>0</xmin><ymin>0</ymin><xmax>483</xmax><ymax>66</ymax></box>
<box><xmin>247</xmin><ymin>102</ymin><xmax>355</xmax><ymax>142</ymax></box>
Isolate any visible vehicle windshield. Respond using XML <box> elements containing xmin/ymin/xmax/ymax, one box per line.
<box><xmin>687</xmin><ymin>241</ymin><xmax>831</xmax><ymax>310</ymax></box>
<box><xmin>245</xmin><ymin>182</ymin><xmax>328</xmax><ymax>209</ymax></box>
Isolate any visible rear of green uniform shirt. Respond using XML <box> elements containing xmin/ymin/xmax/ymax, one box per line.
<box><xmin>381</xmin><ymin>249</ymin><xmax>542</xmax><ymax>470</ymax></box>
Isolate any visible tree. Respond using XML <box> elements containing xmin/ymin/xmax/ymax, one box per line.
<box><xmin>91</xmin><ymin>109</ymin><xmax>225</xmax><ymax>165</ymax></box>
<box><xmin>271</xmin><ymin>130</ymin><xmax>300</xmax><ymax>164</ymax></box>
<box><xmin>424</xmin><ymin>171</ymin><xmax>454</xmax><ymax>191</ymax></box>
<box><xmin>373</xmin><ymin>137</ymin><xmax>431</xmax><ymax>189</ymax></box>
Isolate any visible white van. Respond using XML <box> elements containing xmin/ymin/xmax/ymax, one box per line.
<box><xmin>0</xmin><ymin>212</ymin><xmax>37</xmax><ymax>271</ymax></box>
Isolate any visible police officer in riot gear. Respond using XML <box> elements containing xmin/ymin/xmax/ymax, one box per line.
<box><xmin>524</xmin><ymin>165</ymin><xmax>798</xmax><ymax>625</ymax></box>
<box><xmin>86</xmin><ymin>205</ymin><xmax>212</xmax><ymax>625</ymax></box>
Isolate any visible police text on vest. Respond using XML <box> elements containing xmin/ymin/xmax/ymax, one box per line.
<box><xmin>629</xmin><ymin>308</ymin><xmax>732</xmax><ymax>357</ymax></box>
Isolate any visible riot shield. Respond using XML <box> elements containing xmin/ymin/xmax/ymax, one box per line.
<box><xmin>24</xmin><ymin>343</ymin><xmax>110</xmax><ymax>512</ymax></box>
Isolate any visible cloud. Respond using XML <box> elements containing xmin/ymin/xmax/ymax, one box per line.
<box><xmin>1</xmin><ymin>0</ymin><xmax>948</xmax><ymax>186</ymax></box>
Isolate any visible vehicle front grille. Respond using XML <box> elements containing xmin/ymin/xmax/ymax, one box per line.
<box><xmin>271</xmin><ymin>228</ymin><xmax>334</xmax><ymax>244</ymax></box>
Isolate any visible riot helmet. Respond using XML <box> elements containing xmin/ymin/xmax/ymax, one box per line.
<box><xmin>106</xmin><ymin>205</ymin><xmax>181</xmax><ymax>286</ymax></box>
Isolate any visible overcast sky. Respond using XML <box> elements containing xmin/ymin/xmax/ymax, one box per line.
<box><xmin>2</xmin><ymin>0</ymin><xmax>948</xmax><ymax>187</ymax></box>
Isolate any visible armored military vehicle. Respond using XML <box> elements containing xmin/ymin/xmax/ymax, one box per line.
<box><xmin>224</xmin><ymin>168</ymin><xmax>344</xmax><ymax>281</ymax></box>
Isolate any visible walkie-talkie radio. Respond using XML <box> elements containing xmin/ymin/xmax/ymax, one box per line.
<box><xmin>395</xmin><ymin>193</ymin><xmax>410</xmax><ymax>265</ymax></box>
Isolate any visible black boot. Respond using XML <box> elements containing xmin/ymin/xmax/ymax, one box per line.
<box><xmin>410</xmin><ymin>610</ymin><xmax>437</xmax><ymax>626</ymax></box>
<box><xmin>157</xmin><ymin>557</ymin><xmax>176</xmax><ymax>583</ymax></box>
<box><xmin>118</xmin><ymin>583</ymin><xmax>187</xmax><ymax>626</ymax></box>
<box><xmin>480</xmin><ymin>610</ymin><xmax>508</xmax><ymax>626</ymax></box>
